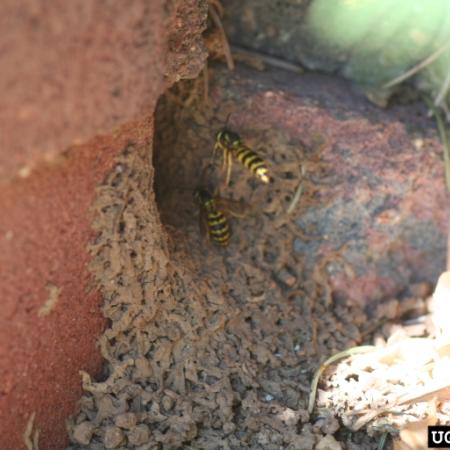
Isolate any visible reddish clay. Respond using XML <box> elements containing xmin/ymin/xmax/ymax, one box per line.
<box><xmin>0</xmin><ymin>0</ymin><xmax>207</xmax><ymax>182</ymax></box>
<box><xmin>0</xmin><ymin>117</ymin><xmax>153</xmax><ymax>450</ymax></box>
<box><xmin>0</xmin><ymin>0</ymin><xmax>207</xmax><ymax>448</ymax></box>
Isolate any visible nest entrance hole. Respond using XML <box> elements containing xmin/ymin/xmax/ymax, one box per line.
<box><xmin>152</xmin><ymin>81</ymin><xmax>218</xmax><ymax>241</ymax></box>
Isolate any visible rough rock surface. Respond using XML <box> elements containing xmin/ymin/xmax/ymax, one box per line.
<box><xmin>205</xmin><ymin>65</ymin><xmax>448</xmax><ymax>304</ymax></box>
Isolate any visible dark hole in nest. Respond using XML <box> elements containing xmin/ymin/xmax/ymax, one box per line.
<box><xmin>95</xmin><ymin>365</ymin><xmax>111</xmax><ymax>383</ymax></box>
<box><xmin>283</xmin><ymin>171</ymin><xmax>295</xmax><ymax>179</ymax></box>
<box><xmin>263</xmin><ymin>249</ymin><xmax>277</xmax><ymax>263</ymax></box>
<box><xmin>152</xmin><ymin>82</ymin><xmax>212</xmax><ymax>239</ymax></box>
<box><xmin>152</xmin><ymin>99</ymin><xmax>178</xmax><ymax>226</ymax></box>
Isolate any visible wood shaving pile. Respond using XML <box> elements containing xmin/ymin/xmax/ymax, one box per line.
<box><xmin>317</xmin><ymin>272</ymin><xmax>450</xmax><ymax>449</ymax></box>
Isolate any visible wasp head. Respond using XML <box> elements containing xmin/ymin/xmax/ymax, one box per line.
<box><xmin>216</xmin><ymin>129</ymin><xmax>241</xmax><ymax>148</ymax></box>
<box><xmin>193</xmin><ymin>187</ymin><xmax>212</xmax><ymax>205</ymax></box>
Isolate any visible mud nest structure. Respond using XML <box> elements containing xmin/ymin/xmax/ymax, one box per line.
<box><xmin>64</xmin><ymin>65</ymin><xmax>439</xmax><ymax>450</ymax></box>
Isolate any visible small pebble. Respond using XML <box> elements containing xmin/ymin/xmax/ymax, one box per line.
<box><xmin>375</xmin><ymin>299</ymin><xmax>399</xmax><ymax>320</ymax></box>
<box><xmin>134</xmin><ymin>357</ymin><xmax>153</xmax><ymax>379</ymax></box>
<box><xmin>114</xmin><ymin>412</ymin><xmax>137</xmax><ymax>429</ymax></box>
<box><xmin>413</xmin><ymin>138</ymin><xmax>423</xmax><ymax>150</ymax></box>
<box><xmin>72</xmin><ymin>421</ymin><xmax>95</xmax><ymax>445</ymax></box>
<box><xmin>128</xmin><ymin>424</ymin><xmax>151</xmax><ymax>446</ymax></box>
<box><xmin>104</xmin><ymin>426</ymin><xmax>125</xmax><ymax>449</ymax></box>
<box><xmin>398</xmin><ymin>296</ymin><xmax>426</xmax><ymax>317</ymax></box>
<box><xmin>161</xmin><ymin>395</ymin><xmax>174</xmax><ymax>411</ymax></box>
<box><xmin>276</xmin><ymin>267</ymin><xmax>296</xmax><ymax>288</ymax></box>
<box><xmin>314</xmin><ymin>411</ymin><xmax>340</xmax><ymax>435</ymax></box>
<box><xmin>222</xmin><ymin>422</ymin><xmax>235</xmax><ymax>434</ymax></box>
<box><xmin>409</xmin><ymin>281</ymin><xmax>432</xmax><ymax>299</ymax></box>
<box><xmin>277</xmin><ymin>407</ymin><xmax>298</xmax><ymax>426</ymax></box>
<box><xmin>316</xmin><ymin>434</ymin><xmax>342</xmax><ymax>450</ymax></box>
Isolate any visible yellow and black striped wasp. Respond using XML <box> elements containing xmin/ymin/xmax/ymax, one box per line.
<box><xmin>214</xmin><ymin>128</ymin><xmax>272</xmax><ymax>186</ymax></box>
<box><xmin>193</xmin><ymin>186</ymin><xmax>246</xmax><ymax>246</ymax></box>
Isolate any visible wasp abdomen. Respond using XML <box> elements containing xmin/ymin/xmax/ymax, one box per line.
<box><xmin>233</xmin><ymin>145</ymin><xmax>270</xmax><ymax>184</ymax></box>
<box><xmin>207</xmin><ymin>210</ymin><xmax>230</xmax><ymax>245</ymax></box>
<box><xmin>194</xmin><ymin>188</ymin><xmax>232</xmax><ymax>246</ymax></box>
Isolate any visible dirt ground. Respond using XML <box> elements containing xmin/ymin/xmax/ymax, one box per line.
<box><xmin>64</xmin><ymin>65</ymin><xmax>438</xmax><ymax>449</ymax></box>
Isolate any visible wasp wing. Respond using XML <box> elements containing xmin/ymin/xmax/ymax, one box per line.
<box><xmin>197</xmin><ymin>208</ymin><xmax>210</xmax><ymax>241</ymax></box>
<box><xmin>215</xmin><ymin>197</ymin><xmax>250</xmax><ymax>218</ymax></box>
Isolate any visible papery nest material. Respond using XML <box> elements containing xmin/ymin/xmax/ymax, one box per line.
<box><xmin>309</xmin><ymin>271</ymin><xmax>450</xmax><ymax>449</ymax></box>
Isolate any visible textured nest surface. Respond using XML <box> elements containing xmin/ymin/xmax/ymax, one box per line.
<box><xmin>63</xmin><ymin>70</ymin><xmax>431</xmax><ymax>449</ymax></box>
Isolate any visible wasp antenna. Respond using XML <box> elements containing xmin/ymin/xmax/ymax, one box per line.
<box><xmin>190</xmin><ymin>120</ymin><xmax>209</xmax><ymax>130</ymax></box>
<box><xmin>224</xmin><ymin>112</ymin><xmax>233</xmax><ymax>128</ymax></box>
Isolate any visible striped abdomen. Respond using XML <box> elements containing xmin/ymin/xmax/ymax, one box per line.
<box><xmin>233</xmin><ymin>144</ymin><xmax>270</xmax><ymax>184</ymax></box>
<box><xmin>205</xmin><ymin>202</ymin><xmax>231</xmax><ymax>246</ymax></box>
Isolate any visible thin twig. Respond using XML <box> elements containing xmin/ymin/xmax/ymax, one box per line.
<box><xmin>424</xmin><ymin>96</ymin><xmax>450</xmax><ymax>195</ymax></box>
<box><xmin>208</xmin><ymin>4</ymin><xmax>234</xmax><ymax>71</ymax></box>
<box><xmin>442</xmin><ymin>102</ymin><xmax>450</xmax><ymax>122</ymax></box>
<box><xmin>377</xmin><ymin>432</ymin><xmax>389</xmax><ymax>450</ymax></box>
<box><xmin>287</xmin><ymin>165</ymin><xmax>306</xmax><ymax>214</ymax></box>
<box><xmin>383</xmin><ymin>41</ymin><xmax>450</xmax><ymax>89</ymax></box>
<box><xmin>434</xmin><ymin>62</ymin><xmax>450</xmax><ymax>107</ymax></box>
<box><xmin>23</xmin><ymin>412</ymin><xmax>40</xmax><ymax>450</ymax></box>
<box><xmin>208</xmin><ymin>0</ymin><xmax>224</xmax><ymax>17</ymax></box>
<box><xmin>287</xmin><ymin>182</ymin><xmax>304</xmax><ymax>214</ymax></box>
<box><xmin>308</xmin><ymin>345</ymin><xmax>376</xmax><ymax>414</ymax></box>
<box><xmin>231</xmin><ymin>45</ymin><xmax>304</xmax><ymax>74</ymax></box>
<box><xmin>423</xmin><ymin>97</ymin><xmax>450</xmax><ymax>270</ymax></box>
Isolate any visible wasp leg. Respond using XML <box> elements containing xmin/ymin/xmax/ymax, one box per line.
<box><xmin>226</xmin><ymin>208</ymin><xmax>246</xmax><ymax>219</ymax></box>
<box><xmin>213</xmin><ymin>141</ymin><xmax>219</xmax><ymax>159</ymax></box>
<box><xmin>198</xmin><ymin>210</ymin><xmax>209</xmax><ymax>240</ymax></box>
<box><xmin>225</xmin><ymin>149</ymin><xmax>233</xmax><ymax>186</ymax></box>
<box><xmin>221</xmin><ymin>147</ymin><xmax>228</xmax><ymax>170</ymax></box>
<box><xmin>216</xmin><ymin>198</ymin><xmax>249</xmax><ymax>218</ymax></box>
